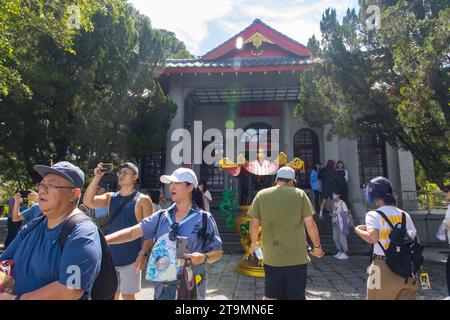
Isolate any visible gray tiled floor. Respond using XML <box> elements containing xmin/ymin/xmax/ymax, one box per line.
<box><xmin>136</xmin><ymin>251</ymin><xmax>449</xmax><ymax>300</ymax></box>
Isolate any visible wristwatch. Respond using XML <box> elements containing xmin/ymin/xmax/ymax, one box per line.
<box><xmin>203</xmin><ymin>254</ymin><xmax>209</xmax><ymax>264</ymax></box>
<box><xmin>314</xmin><ymin>244</ymin><xmax>322</xmax><ymax>248</ymax></box>
<box><xmin>138</xmin><ymin>250</ymin><xmax>149</xmax><ymax>258</ymax></box>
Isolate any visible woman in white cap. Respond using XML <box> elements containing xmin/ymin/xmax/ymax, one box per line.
<box><xmin>105</xmin><ymin>168</ymin><xmax>223</xmax><ymax>300</ymax></box>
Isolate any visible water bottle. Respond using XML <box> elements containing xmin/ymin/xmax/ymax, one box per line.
<box><xmin>254</xmin><ymin>246</ymin><xmax>264</xmax><ymax>260</ymax></box>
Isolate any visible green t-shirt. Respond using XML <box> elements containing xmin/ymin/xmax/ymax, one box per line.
<box><xmin>249</xmin><ymin>185</ymin><xmax>315</xmax><ymax>267</ymax></box>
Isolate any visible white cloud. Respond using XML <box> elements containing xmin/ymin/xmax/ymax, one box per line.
<box><xmin>129</xmin><ymin>0</ymin><xmax>238</xmax><ymax>55</ymax></box>
<box><xmin>129</xmin><ymin>0</ymin><xmax>358</xmax><ymax>56</ymax></box>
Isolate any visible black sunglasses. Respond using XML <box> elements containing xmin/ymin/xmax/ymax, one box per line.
<box><xmin>169</xmin><ymin>222</ymin><xmax>179</xmax><ymax>241</ymax></box>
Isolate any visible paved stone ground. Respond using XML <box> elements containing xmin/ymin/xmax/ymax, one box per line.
<box><xmin>136</xmin><ymin>252</ymin><xmax>449</xmax><ymax>300</ymax></box>
<box><xmin>1</xmin><ymin>218</ymin><xmax>448</xmax><ymax>300</ymax></box>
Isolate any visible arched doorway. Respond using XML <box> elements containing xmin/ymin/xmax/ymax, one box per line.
<box><xmin>239</xmin><ymin>122</ymin><xmax>274</xmax><ymax>204</ymax></box>
<box><xmin>293</xmin><ymin>128</ymin><xmax>320</xmax><ymax>189</ymax></box>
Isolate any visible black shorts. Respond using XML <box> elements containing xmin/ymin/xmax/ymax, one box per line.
<box><xmin>322</xmin><ymin>189</ymin><xmax>333</xmax><ymax>200</ymax></box>
<box><xmin>263</xmin><ymin>264</ymin><xmax>307</xmax><ymax>300</ymax></box>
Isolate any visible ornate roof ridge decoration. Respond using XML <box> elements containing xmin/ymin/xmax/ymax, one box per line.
<box><xmin>243</xmin><ymin>32</ymin><xmax>274</xmax><ymax>56</ymax></box>
<box><xmin>202</xmin><ymin>18</ymin><xmax>311</xmax><ymax>60</ymax></box>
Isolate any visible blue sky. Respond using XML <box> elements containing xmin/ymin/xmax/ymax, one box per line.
<box><xmin>129</xmin><ymin>0</ymin><xmax>360</xmax><ymax>56</ymax></box>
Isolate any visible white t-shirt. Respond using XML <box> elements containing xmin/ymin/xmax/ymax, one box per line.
<box><xmin>332</xmin><ymin>200</ymin><xmax>348</xmax><ymax>222</ymax></box>
<box><xmin>365</xmin><ymin>205</ymin><xmax>417</xmax><ymax>256</ymax></box>
<box><xmin>203</xmin><ymin>190</ymin><xmax>212</xmax><ymax>212</ymax></box>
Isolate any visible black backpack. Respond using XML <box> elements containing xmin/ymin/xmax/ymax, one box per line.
<box><xmin>25</xmin><ymin>213</ymin><xmax>118</xmax><ymax>300</ymax></box>
<box><xmin>374</xmin><ymin>210</ymin><xmax>424</xmax><ymax>283</ymax></box>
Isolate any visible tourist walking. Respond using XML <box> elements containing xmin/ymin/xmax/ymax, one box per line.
<box><xmin>249</xmin><ymin>166</ymin><xmax>324</xmax><ymax>300</ymax></box>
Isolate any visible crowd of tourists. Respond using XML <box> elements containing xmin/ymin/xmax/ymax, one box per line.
<box><xmin>0</xmin><ymin>160</ymin><xmax>448</xmax><ymax>301</ymax></box>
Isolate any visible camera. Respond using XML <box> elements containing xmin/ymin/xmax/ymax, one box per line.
<box><xmin>18</xmin><ymin>190</ymin><xmax>30</xmax><ymax>198</ymax></box>
<box><xmin>100</xmin><ymin>163</ymin><xmax>114</xmax><ymax>174</ymax></box>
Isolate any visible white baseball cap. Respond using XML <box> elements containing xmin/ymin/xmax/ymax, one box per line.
<box><xmin>276</xmin><ymin>166</ymin><xmax>296</xmax><ymax>182</ymax></box>
<box><xmin>160</xmin><ymin>168</ymin><xmax>198</xmax><ymax>187</ymax></box>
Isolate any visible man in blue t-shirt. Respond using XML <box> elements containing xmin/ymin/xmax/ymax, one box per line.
<box><xmin>11</xmin><ymin>191</ymin><xmax>42</xmax><ymax>226</ymax></box>
<box><xmin>0</xmin><ymin>161</ymin><xmax>102</xmax><ymax>300</ymax></box>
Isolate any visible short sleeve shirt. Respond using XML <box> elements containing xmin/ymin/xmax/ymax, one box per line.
<box><xmin>365</xmin><ymin>205</ymin><xmax>417</xmax><ymax>256</ymax></box>
<box><xmin>20</xmin><ymin>203</ymin><xmax>41</xmax><ymax>225</ymax></box>
<box><xmin>140</xmin><ymin>204</ymin><xmax>222</xmax><ymax>299</ymax></box>
<box><xmin>0</xmin><ymin>215</ymin><xmax>102</xmax><ymax>297</ymax></box>
<box><xmin>249</xmin><ymin>185</ymin><xmax>315</xmax><ymax>267</ymax></box>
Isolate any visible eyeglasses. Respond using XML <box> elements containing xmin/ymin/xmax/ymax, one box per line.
<box><xmin>36</xmin><ymin>182</ymin><xmax>76</xmax><ymax>192</ymax></box>
<box><xmin>169</xmin><ymin>222</ymin><xmax>179</xmax><ymax>241</ymax></box>
<box><xmin>116</xmin><ymin>170</ymin><xmax>134</xmax><ymax>177</ymax></box>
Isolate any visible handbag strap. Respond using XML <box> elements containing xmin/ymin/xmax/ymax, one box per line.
<box><xmin>107</xmin><ymin>191</ymin><xmax>140</xmax><ymax>228</ymax></box>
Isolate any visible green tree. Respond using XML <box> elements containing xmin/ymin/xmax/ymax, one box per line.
<box><xmin>0</xmin><ymin>0</ymin><xmax>125</xmax><ymax>98</ymax></box>
<box><xmin>295</xmin><ymin>0</ymin><xmax>450</xmax><ymax>185</ymax></box>
<box><xmin>0</xmin><ymin>4</ymin><xmax>182</xmax><ymax>186</ymax></box>
<box><xmin>156</xmin><ymin>29</ymin><xmax>193</xmax><ymax>59</ymax></box>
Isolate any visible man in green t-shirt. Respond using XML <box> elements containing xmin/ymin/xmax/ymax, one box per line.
<box><xmin>249</xmin><ymin>166</ymin><xmax>324</xmax><ymax>300</ymax></box>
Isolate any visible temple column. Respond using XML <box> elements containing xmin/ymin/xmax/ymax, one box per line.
<box><xmin>164</xmin><ymin>86</ymin><xmax>189</xmax><ymax>195</ymax></box>
<box><xmin>338</xmin><ymin>138</ymin><xmax>365</xmax><ymax>222</ymax></box>
<box><xmin>397</xmin><ymin>149</ymin><xmax>417</xmax><ymax>210</ymax></box>
<box><xmin>323</xmin><ymin>125</ymin><xmax>339</xmax><ymax>163</ymax></box>
<box><xmin>281</xmin><ymin>102</ymin><xmax>292</xmax><ymax>159</ymax></box>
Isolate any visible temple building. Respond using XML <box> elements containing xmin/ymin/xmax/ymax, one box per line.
<box><xmin>141</xmin><ymin>19</ymin><xmax>417</xmax><ymax>223</ymax></box>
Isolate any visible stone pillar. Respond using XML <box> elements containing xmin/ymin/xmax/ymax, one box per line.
<box><xmin>338</xmin><ymin>138</ymin><xmax>365</xmax><ymax>222</ymax></box>
<box><xmin>164</xmin><ymin>86</ymin><xmax>188</xmax><ymax>196</ymax></box>
<box><xmin>281</xmin><ymin>102</ymin><xmax>292</xmax><ymax>159</ymax></box>
<box><xmin>323</xmin><ymin>125</ymin><xmax>340</xmax><ymax>163</ymax></box>
<box><xmin>385</xmin><ymin>144</ymin><xmax>400</xmax><ymax>190</ymax></box>
<box><xmin>397</xmin><ymin>149</ymin><xmax>418</xmax><ymax>210</ymax></box>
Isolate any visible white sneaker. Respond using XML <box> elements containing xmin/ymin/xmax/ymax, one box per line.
<box><xmin>443</xmin><ymin>296</ymin><xmax>450</xmax><ymax>300</ymax></box>
<box><xmin>337</xmin><ymin>253</ymin><xmax>348</xmax><ymax>260</ymax></box>
<box><xmin>334</xmin><ymin>252</ymin><xmax>342</xmax><ymax>258</ymax></box>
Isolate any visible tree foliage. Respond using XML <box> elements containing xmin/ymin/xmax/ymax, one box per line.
<box><xmin>0</xmin><ymin>3</ymin><xmax>186</xmax><ymax>187</ymax></box>
<box><xmin>295</xmin><ymin>0</ymin><xmax>450</xmax><ymax>184</ymax></box>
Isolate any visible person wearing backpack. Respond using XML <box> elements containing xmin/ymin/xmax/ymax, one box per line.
<box><xmin>83</xmin><ymin>162</ymin><xmax>153</xmax><ymax>300</ymax></box>
<box><xmin>105</xmin><ymin>168</ymin><xmax>223</xmax><ymax>300</ymax></box>
<box><xmin>0</xmin><ymin>161</ymin><xmax>104</xmax><ymax>300</ymax></box>
<box><xmin>355</xmin><ymin>176</ymin><xmax>422</xmax><ymax>300</ymax></box>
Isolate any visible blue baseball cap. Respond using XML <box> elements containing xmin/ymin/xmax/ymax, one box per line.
<box><xmin>34</xmin><ymin>161</ymin><xmax>85</xmax><ymax>189</ymax></box>
<box><xmin>365</xmin><ymin>176</ymin><xmax>395</xmax><ymax>206</ymax></box>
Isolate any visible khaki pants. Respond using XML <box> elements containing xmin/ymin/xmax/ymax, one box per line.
<box><xmin>367</xmin><ymin>259</ymin><xmax>418</xmax><ymax>300</ymax></box>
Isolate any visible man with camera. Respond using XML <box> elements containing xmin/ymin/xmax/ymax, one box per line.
<box><xmin>3</xmin><ymin>190</ymin><xmax>29</xmax><ymax>249</ymax></box>
<box><xmin>83</xmin><ymin>162</ymin><xmax>153</xmax><ymax>300</ymax></box>
<box><xmin>11</xmin><ymin>190</ymin><xmax>41</xmax><ymax>226</ymax></box>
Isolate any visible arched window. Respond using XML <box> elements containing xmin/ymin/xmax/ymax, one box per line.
<box><xmin>293</xmin><ymin>128</ymin><xmax>320</xmax><ymax>188</ymax></box>
<box><xmin>357</xmin><ymin>133</ymin><xmax>387</xmax><ymax>187</ymax></box>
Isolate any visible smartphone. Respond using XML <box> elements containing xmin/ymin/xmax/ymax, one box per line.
<box><xmin>420</xmin><ymin>273</ymin><xmax>431</xmax><ymax>290</ymax></box>
<box><xmin>101</xmin><ymin>163</ymin><xmax>114</xmax><ymax>174</ymax></box>
<box><xmin>176</xmin><ymin>236</ymin><xmax>189</xmax><ymax>259</ymax></box>
<box><xmin>18</xmin><ymin>190</ymin><xmax>30</xmax><ymax>198</ymax></box>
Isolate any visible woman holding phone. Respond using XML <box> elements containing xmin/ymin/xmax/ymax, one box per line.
<box><xmin>105</xmin><ymin>168</ymin><xmax>223</xmax><ymax>300</ymax></box>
